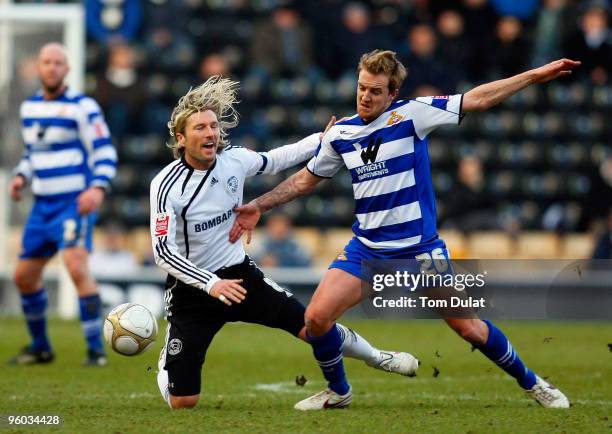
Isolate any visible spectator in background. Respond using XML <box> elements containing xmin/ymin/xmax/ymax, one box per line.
<box><xmin>249</xmin><ymin>6</ymin><xmax>315</xmax><ymax>80</ymax></box>
<box><xmin>301</xmin><ymin>0</ymin><xmax>345</xmax><ymax>78</ymax></box>
<box><xmin>488</xmin><ymin>16</ymin><xmax>529</xmax><ymax>78</ymax></box>
<box><xmin>436</xmin><ymin>9</ymin><xmax>470</xmax><ymax>81</ymax></box>
<box><xmin>531</xmin><ymin>0</ymin><xmax>576</xmax><ymax>67</ymax></box>
<box><xmin>85</xmin><ymin>0</ymin><xmax>142</xmax><ymax>44</ymax></box>
<box><xmin>198</xmin><ymin>53</ymin><xmax>231</xmax><ymax>80</ymax></box>
<box><xmin>93</xmin><ymin>43</ymin><xmax>145</xmax><ymax>139</ymax></box>
<box><xmin>592</xmin><ymin>209</ymin><xmax>612</xmax><ymax>259</ymax></box>
<box><xmin>255</xmin><ymin>213</ymin><xmax>312</xmax><ymax>268</ymax></box>
<box><xmin>565</xmin><ymin>3</ymin><xmax>612</xmax><ymax>85</ymax></box>
<box><xmin>334</xmin><ymin>3</ymin><xmax>383</xmax><ymax>77</ymax></box>
<box><xmin>462</xmin><ymin>0</ymin><xmax>499</xmax><ymax>82</ymax></box>
<box><xmin>144</xmin><ymin>26</ymin><xmax>196</xmax><ymax>73</ymax></box>
<box><xmin>440</xmin><ymin>155</ymin><xmax>499</xmax><ymax>233</ymax></box>
<box><xmin>489</xmin><ymin>0</ymin><xmax>540</xmax><ymax>20</ymax></box>
<box><xmin>400</xmin><ymin>24</ymin><xmax>457</xmax><ymax>96</ymax></box>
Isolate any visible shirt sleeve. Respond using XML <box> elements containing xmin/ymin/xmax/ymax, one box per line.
<box><xmin>13</xmin><ymin>103</ymin><xmax>33</xmax><ymax>181</ymax></box>
<box><xmin>306</xmin><ymin>129</ymin><xmax>344</xmax><ymax>178</ymax></box>
<box><xmin>150</xmin><ymin>173</ymin><xmax>220</xmax><ymax>294</ymax></box>
<box><xmin>411</xmin><ymin>94</ymin><xmax>464</xmax><ymax>139</ymax></box>
<box><xmin>242</xmin><ymin>132</ymin><xmax>321</xmax><ymax>177</ymax></box>
<box><xmin>79</xmin><ymin>97</ymin><xmax>118</xmax><ymax>191</ymax></box>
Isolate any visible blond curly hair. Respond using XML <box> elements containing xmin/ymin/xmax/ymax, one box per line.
<box><xmin>167</xmin><ymin>76</ymin><xmax>240</xmax><ymax>158</ymax></box>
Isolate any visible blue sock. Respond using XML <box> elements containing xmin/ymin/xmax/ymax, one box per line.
<box><xmin>21</xmin><ymin>289</ymin><xmax>51</xmax><ymax>352</ymax></box>
<box><xmin>307</xmin><ymin>325</ymin><xmax>350</xmax><ymax>395</ymax></box>
<box><xmin>79</xmin><ymin>294</ymin><xmax>104</xmax><ymax>354</ymax></box>
<box><xmin>478</xmin><ymin>320</ymin><xmax>536</xmax><ymax>389</ymax></box>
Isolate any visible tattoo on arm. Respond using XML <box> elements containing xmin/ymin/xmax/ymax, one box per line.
<box><xmin>254</xmin><ymin>172</ymin><xmax>312</xmax><ymax>213</ymax></box>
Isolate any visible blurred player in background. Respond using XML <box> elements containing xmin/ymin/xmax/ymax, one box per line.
<box><xmin>232</xmin><ymin>50</ymin><xmax>580</xmax><ymax>410</ymax></box>
<box><xmin>152</xmin><ymin>76</ymin><xmax>419</xmax><ymax>409</ymax></box>
<box><xmin>8</xmin><ymin>43</ymin><xmax>117</xmax><ymax>367</ymax></box>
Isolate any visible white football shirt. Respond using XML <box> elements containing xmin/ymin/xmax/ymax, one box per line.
<box><xmin>150</xmin><ymin>134</ymin><xmax>320</xmax><ymax>293</ymax></box>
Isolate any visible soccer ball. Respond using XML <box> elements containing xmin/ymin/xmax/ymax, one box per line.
<box><xmin>103</xmin><ymin>303</ymin><xmax>158</xmax><ymax>356</ymax></box>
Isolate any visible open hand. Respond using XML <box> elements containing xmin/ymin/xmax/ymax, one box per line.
<box><xmin>9</xmin><ymin>175</ymin><xmax>26</xmax><ymax>201</ymax></box>
<box><xmin>533</xmin><ymin>58</ymin><xmax>581</xmax><ymax>83</ymax></box>
<box><xmin>319</xmin><ymin>116</ymin><xmax>336</xmax><ymax>141</ymax></box>
<box><xmin>229</xmin><ymin>202</ymin><xmax>262</xmax><ymax>244</ymax></box>
<box><xmin>77</xmin><ymin>187</ymin><xmax>105</xmax><ymax>214</ymax></box>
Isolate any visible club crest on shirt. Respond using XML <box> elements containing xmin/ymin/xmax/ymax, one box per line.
<box><xmin>387</xmin><ymin>111</ymin><xmax>405</xmax><ymax>126</ymax></box>
<box><xmin>336</xmin><ymin>251</ymin><xmax>347</xmax><ymax>261</ymax></box>
<box><xmin>155</xmin><ymin>212</ymin><xmax>170</xmax><ymax>237</ymax></box>
<box><xmin>226</xmin><ymin>176</ymin><xmax>239</xmax><ymax>194</ymax></box>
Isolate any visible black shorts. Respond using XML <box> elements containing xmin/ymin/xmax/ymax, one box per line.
<box><xmin>161</xmin><ymin>256</ymin><xmax>306</xmax><ymax>396</ymax></box>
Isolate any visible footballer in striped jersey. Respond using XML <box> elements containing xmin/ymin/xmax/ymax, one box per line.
<box><xmin>232</xmin><ymin>50</ymin><xmax>580</xmax><ymax>410</ymax></box>
<box><xmin>8</xmin><ymin>43</ymin><xmax>117</xmax><ymax>367</ymax></box>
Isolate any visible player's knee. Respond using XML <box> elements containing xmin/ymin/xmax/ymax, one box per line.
<box><xmin>64</xmin><ymin>255</ymin><xmax>88</xmax><ymax>282</ymax></box>
<box><xmin>169</xmin><ymin>395</ymin><xmax>199</xmax><ymax>409</ymax></box>
<box><xmin>304</xmin><ymin>307</ymin><xmax>333</xmax><ymax>335</ymax></box>
<box><xmin>13</xmin><ymin>269</ymin><xmax>39</xmax><ymax>292</ymax></box>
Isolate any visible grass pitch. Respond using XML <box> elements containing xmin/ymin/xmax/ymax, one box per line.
<box><xmin>0</xmin><ymin>318</ymin><xmax>611</xmax><ymax>433</ymax></box>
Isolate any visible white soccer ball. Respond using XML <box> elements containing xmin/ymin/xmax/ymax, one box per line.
<box><xmin>103</xmin><ymin>303</ymin><xmax>158</xmax><ymax>356</ymax></box>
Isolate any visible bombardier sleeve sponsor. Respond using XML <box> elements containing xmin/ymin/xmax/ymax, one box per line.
<box><xmin>194</xmin><ymin>208</ymin><xmax>233</xmax><ymax>232</ymax></box>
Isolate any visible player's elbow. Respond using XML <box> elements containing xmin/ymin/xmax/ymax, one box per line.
<box><xmin>294</xmin><ymin>169</ymin><xmax>320</xmax><ymax>195</ymax></box>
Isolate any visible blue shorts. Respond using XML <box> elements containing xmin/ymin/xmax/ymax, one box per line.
<box><xmin>20</xmin><ymin>196</ymin><xmax>97</xmax><ymax>259</ymax></box>
<box><xmin>329</xmin><ymin>236</ymin><xmax>452</xmax><ymax>281</ymax></box>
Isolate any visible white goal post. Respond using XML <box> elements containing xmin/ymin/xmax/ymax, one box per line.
<box><xmin>0</xmin><ymin>3</ymin><xmax>85</xmax><ymax>92</ymax></box>
<box><xmin>0</xmin><ymin>2</ymin><xmax>85</xmax><ymax>319</ymax></box>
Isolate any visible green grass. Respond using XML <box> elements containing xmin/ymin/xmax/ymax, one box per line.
<box><xmin>0</xmin><ymin>318</ymin><xmax>611</xmax><ymax>433</ymax></box>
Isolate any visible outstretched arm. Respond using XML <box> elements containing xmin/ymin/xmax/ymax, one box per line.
<box><xmin>462</xmin><ymin>58</ymin><xmax>580</xmax><ymax>112</ymax></box>
<box><xmin>253</xmin><ymin>117</ymin><xmax>336</xmax><ymax>176</ymax></box>
<box><xmin>255</xmin><ymin>167</ymin><xmax>322</xmax><ymax>213</ymax></box>
<box><xmin>229</xmin><ymin>167</ymin><xmax>322</xmax><ymax>243</ymax></box>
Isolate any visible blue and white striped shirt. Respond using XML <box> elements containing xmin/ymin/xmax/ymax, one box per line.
<box><xmin>307</xmin><ymin>95</ymin><xmax>463</xmax><ymax>249</ymax></box>
<box><xmin>15</xmin><ymin>87</ymin><xmax>117</xmax><ymax>198</ymax></box>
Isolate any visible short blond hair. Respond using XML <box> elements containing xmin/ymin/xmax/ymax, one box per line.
<box><xmin>167</xmin><ymin>76</ymin><xmax>239</xmax><ymax>158</ymax></box>
<box><xmin>357</xmin><ymin>50</ymin><xmax>407</xmax><ymax>92</ymax></box>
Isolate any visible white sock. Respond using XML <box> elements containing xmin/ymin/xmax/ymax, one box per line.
<box><xmin>337</xmin><ymin>323</ymin><xmax>380</xmax><ymax>365</ymax></box>
<box><xmin>157</xmin><ymin>348</ymin><xmax>172</xmax><ymax>408</ymax></box>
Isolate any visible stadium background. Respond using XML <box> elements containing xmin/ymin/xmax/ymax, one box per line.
<box><xmin>0</xmin><ymin>0</ymin><xmax>611</xmax><ymax>316</ymax></box>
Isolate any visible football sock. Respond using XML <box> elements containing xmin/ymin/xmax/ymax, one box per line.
<box><xmin>307</xmin><ymin>325</ymin><xmax>350</xmax><ymax>395</ymax></box>
<box><xmin>478</xmin><ymin>320</ymin><xmax>536</xmax><ymax>389</ymax></box>
<box><xmin>20</xmin><ymin>288</ymin><xmax>51</xmax><ymax>352</ymax></box>
<box><xmin>157</xmin><ymin>352</ymin><xmax>172</xmax><ymax>408</ymax></box>
<box><xmin>79</xmin><ymin>294</ymin><xmax>104</xmax><ymax>353</ymax></box>
<box><xmin>337</xmin><ymin>323</ymin><xmax>379</xmax><ymax>364</ymax></box>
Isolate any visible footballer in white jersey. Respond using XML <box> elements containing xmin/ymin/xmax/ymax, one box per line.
<box><xmin>152</xmin><ymin>76</ymin><xmax>420</xmax><ymax>410</ymax></box>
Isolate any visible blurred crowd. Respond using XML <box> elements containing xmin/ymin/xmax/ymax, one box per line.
<box><xmin>9</xmin><ymin>0</ymin><xmax>612</xmax><ymax>241</ymax></box>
